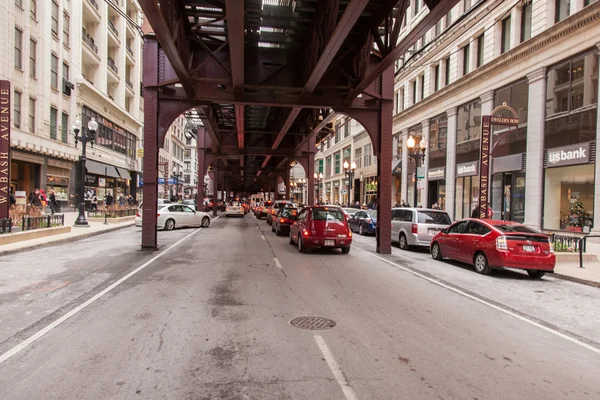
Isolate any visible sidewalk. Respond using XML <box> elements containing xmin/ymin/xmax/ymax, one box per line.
<box><xmin>0</xmin><ymin>212</ymin><xmax>135</xmax><ymax>256</ymax></box>
<box><xmin>554</xmin><ymin>261</ymin><xmax>600</xmax><ymax>287</ymax></box>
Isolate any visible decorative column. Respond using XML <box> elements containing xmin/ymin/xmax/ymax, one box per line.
<box><xmin>401</xmin><ymin>131</ymin><xmax>409</xmax><ymax>203</ymax></box>
<box><xmin>593</xmin><ymin>43</ymin><xmax>600</xmax><ymax>231</ymax></box>
<box><xmin>285</xmin><ymin>164</ymin><xmax>291</xmax><ymax>200</ymax></box>
<box><xmin>421</xmin><ymin>119</ymin><xmax>430</xmax><ymax>207</ymax></box>
<box><xmin>480</xmin><ymin>90</ymin><xmax>495</xmax><ymax>117</ymax></box>
<box><xmin>445</xmin><ymin>107</ymin><xmax>458</xmax><ymax>219</ymax></box>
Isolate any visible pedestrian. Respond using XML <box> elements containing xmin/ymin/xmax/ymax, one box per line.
<box><xmin>354</xmin><ymin>200</ymin><xmax>360</xmax><ymax>208</ymax></box>
<box><xmin>127</xmin><ymin>195</ymin><xmax>135</xmax><ymax>207</ymax></box>
<box><xmin>48</xmin><ymin>190</ymin><xmax>58</xmax><ymax>215</ymax></box>
<box><xmin>91</xmin><ymin>194</ymin><xmax>98</xmax><ymax>210</ymax></box>
<box><xmin>39</xmin><ymin>189</ymin><xmax>47</xmax><ymax>209</ymax></box>
<box><xmin>9</xmin><ymin>189</ymin><xmax>16</xmax><ymax>207</ymax></box>
<box><xmin>119</xmin><ymin>195</ymin><xmax>125</xmax><ymax>207</ymax></box>
<box><xmin>106</xmin><ymin>191</ymin><xmax>114</xmax><ymax>207</ymax></box>
<box><xmin>29</xmin><ymin>189</ymin><xmax>42</xmax><ymax>208</ymax></box>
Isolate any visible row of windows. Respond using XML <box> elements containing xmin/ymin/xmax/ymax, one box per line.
<box><xmin>322</xmin><ymin>144</ymin><xmax>373</xmax><ymax>178</ymax></box>
<box><xmin>82</xmin><ymin>106</ymin><xmax>137</xmax><ymax>158</ymax></box>
<box><xmin>12</xmin><ymin>91</ymin><xmax>69</xmax><ymax>143</ymax></box>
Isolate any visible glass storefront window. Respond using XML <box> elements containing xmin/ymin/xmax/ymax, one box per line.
<box><xmin>456</xmin><ymin>100</ymin><xmax>481</xmax><ymax>143</ymax></box>
<box><xmin>455</xmin><ymin>176</ymin><xmax>480</xmax><ymax>220</ymax></box>
<box><xmin>429</xmin><ymin>114</ymin><xmax>447</xmax><ymax>151</ymax></box>
<box><xmin>544</xmin><ymin>164</ymin><xmax>594</xmax><ymax>231</ymax></box>
<box><xmin>82</xmin><ymin>106</ymin><xmax>137</xmax><ymax>159</ymax></box>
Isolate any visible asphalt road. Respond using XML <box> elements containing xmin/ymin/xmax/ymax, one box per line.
<box><xmin>0</xmin><ymin>214</ymin><xmax>599</xmax><ymax>400</ymax></box>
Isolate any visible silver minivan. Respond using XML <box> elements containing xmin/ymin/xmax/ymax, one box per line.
<box><xmin>391</xmin><ymin>208</ymin><xmax>452</xmax><ymax>250</ymax></box>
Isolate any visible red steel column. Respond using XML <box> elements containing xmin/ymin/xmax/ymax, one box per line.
<box><xmin>212</xmin><ymin>167</ymin><xmax>219</xmax><ymax>217</ymax></box>
<box><xmin>376</xmin><ymin>67</ymin><xmax>394</xmax><ymax>255</ymax></box>
<box><xmin>196</xmin><ymin>127</ymin><xmax>206</xmax><ymax>208</ymax></box>
<box><xmin>284</xmin><ymin>164</ymin><xmax>291</xmax><ymax>200</ymax></box>
<box><xmin>141</xmin><ymin>37</ymin><xmax>159</xmax><ymax>250</ymax></box>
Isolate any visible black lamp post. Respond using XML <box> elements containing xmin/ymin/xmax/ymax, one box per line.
<box><xmin>313</xmin><ymin>172</ymin><xmax>323</xmax><ymax>205</ymax></box>
<box><xmin>298</xmin><ymin>178</ymin><xmax>306</xmax><ymax>204</ymax></box>
<box><xmin>343</xmin><ymin>160</ymin><xmax>356</xmax><ymax>206</ymax></box>
<box><xmin>171</xmin><ymin>165</ymin><xmax>182</xmax><ymax>201</ymax></box>
<box><xmin>73</xmin><ymin>118</ymin><xmax>98</xmax><ymax>227</ymax></box>
<box><xmin>406</xmin><ymin>135</ymin><xmax>427</xmax><ymax>208</ymax></box>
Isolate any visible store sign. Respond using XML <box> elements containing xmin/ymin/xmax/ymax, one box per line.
<box><xmin>546</xmin><ymin>143</ymin><xmax>591</xmax><ymax>167</ymax></box>
<box><xmin>456</xmin><ymin>162</ymin><xmax>478</xmax><ymax>177</ymax></box>
<box><xmin>0</xmin><ymin>81</ymin><xmax>10</xmax><ymax>219</ymax></box>
<box><xmin>427</xmin><ymin>167</ymin><xmax>445</xmax><ymax>180</ymax></box>
<box><xmin>493</xmin><ymin>153</ymin><xmax>524</xmax><ymax>173</ymax></box>
<box><xmin>137</xmin><ymin>149</ymin><xmax>144</xmax><ymax>158</ymax></box>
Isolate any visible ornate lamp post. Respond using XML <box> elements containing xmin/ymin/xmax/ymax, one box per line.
<box><xmin>73</xmin><ymin>118</ymin><xmax>98</xmax><ymax>227</ymax></box>
<box><xmin>297</xmin><ymin>177</ymin><xmax>306</xmax><ymax>204</ymax></box>
<box><xmin>343</xmin><ymin>160</ymin><xmax>357</xmax><ymax>206</ymax></box>
<box><xmin>313</xmin><ymin>172</ymin><xmax>323</xmax><ymax>205</ymax></box>
<box><xmin>171</xmin><ymin>165</ymin><xmax>182</xmax><ymax>201</ymax></box>
<box><xmin>406</xmin><ymin>135</ymin><xmax>427</xmax><ymax>208</ymax></box>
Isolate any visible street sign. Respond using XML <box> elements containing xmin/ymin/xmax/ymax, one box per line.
<box><xmin>417</xmin><ymin>167</ymin><xmax>425</xmax><ymax>179</ymax></box>
<box><xmin>137</xmin><ymin>149</ymin><xmax>144</xmax><ymax>158</ymax></box>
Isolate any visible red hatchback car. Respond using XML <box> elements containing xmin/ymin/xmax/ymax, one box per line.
<box><xmin>289</xmin><ymin>206</ymin><xmax>352</xmax><ymax>254</ymax></box>
<box><xmin>430</xmin><ymin>219</ymin><xmax>555</xmax><ymax>278</ymax></box>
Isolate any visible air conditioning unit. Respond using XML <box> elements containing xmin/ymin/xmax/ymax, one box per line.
<box><xmin>63</xmin><ymin>79</ymin><xmax>75</xmax><ymax>96</ymax></box>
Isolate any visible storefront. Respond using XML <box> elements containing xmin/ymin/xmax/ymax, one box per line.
<box><xmin>427</xmin><ymin>167</ymin><xmax>446</xmax><ymax>210</ymax></box>
<box><xmin>10</xmin><ymin>151</ymin><xmax>42</xmax><ymax>198</ymax></box>
<box><xmin>392</xmin><ymin>158</ymin><xmax>402</xmax><ymax>206</ymax></box>
<box><xmin>333</xmin><ymin>180</ymin><xmax>340</xmax><ymax>204</ymax></box>
<box><xmin>490</xmin><ymin>153</ymin><xmax>526</xmax><ymax>223</ymax></box>
<box><xmin>84</xmin><ymin>160</ymin><xmax>131</xmax><ymax>204</ymax></box>
<box><xmin>325</xmin><ymin>182</ymin><xmax>331</xmax><ymax>203</ymax></box>
<box><xmin>455</xmin><ymin>161</ymin><xmax>479</xmax><ymax>220</ymax></box>
<box><xmin>364</xmin><ymin>176</ymin><xmax>378</xmax><ymax>205</ymax></box>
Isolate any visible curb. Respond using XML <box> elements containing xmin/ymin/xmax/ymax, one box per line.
<box><xmin>553</xmin><ymin>273</ymin><xmax>600</xmax><ymax>289</ymax></box>
<box><xmin>0</xmin><ymin>222</ymin><xmax>135</xmax><ymax>257</ymax></box>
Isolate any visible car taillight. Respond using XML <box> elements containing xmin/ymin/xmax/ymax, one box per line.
<box><xmin>303</xmin><ymin>230</ymin><xmax>309</xmax><ymax>237</ymax></box>
<box><xmin>136</xmin><ymin>212</ymin><xmax>140</xmax><ymax>217</ymax></box>
<box><xmin>411</xmin><ymin>224</ymin><xmax>418</xmax><ymax>234</ymax></box>
<box><xmin>280</xmin><ymin>218</ymin><xmax>285</xmax><ymax>223</ymax></box>
<box><xmin>271</xmin><ymin>210</ymin><xmax>275</xmax><ymax>214</ymax></box>
<box><xmin>348</xmin><ymin>230</ymin><xmax>352</xmax><ymax>237</ymax></box>
<box><xmin>365</xmin><ymin>218</ymin><xmax>372</xmax><ymax>224</ymax></box>
<box><xmin>496</xmin><ymin>235</ymin><xmax>508</xmax><ymax>250</ymax></box>
<box><xmin>157</xmin><ymin>213</ymin><xmax>160</xmax><ymax>217</ymax></box>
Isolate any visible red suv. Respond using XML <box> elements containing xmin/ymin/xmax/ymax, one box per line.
<box><xmin>289</xmin><ymin>206</ymin><xmax>352</xmax><ymax>254</ymax></box>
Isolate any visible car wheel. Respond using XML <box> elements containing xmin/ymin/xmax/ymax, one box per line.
<box><xmin>165</xmin><ymin>219</ymin><xmax>175</xmax><ymax>231</ymax></box>
<box><xmin>289</xmin><ymin>232</ymin><xmax>295</xmax><ymax>245</ymax></box>
<box><xmin>473</xmin><ymin>252</ymin><xmax>491</xmax><ymax>275</ymax></box>
<box><xmin>359</xmin><ymin>224</ymin><xmax>365</xmax><ymax>236</ymax></box>
<box><xmin>201</xmin><ymin>217</ymin><xmax>210</xmax><ymax>228</ymax></box>
<box><xmin>527</xmin><ymin>270</ymin><xmax>546</xmax><ymax>279</ymax></box>
<box><xmin>399</xmin><ymin>233</ymin><xmax>409</xmax><ymax>250</ymax></box>
<box><xmin>298</xmin><ymin>235</ymin><xmax>307</xmax><ymax>253</ymax></box>
<box><xmin>431</xmin><ymin>242</ymin><xmax>443</xmax><ymax>260</ymax></box>
<box><xmin>341</xmin><ymin>247</ymin><xmax>350</xmax><ymax>254</ymax></box>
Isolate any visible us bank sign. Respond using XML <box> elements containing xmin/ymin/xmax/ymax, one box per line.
<box><xmin>0</xmin><ymin>81</ymin><xmax>10</xmax><ymax>220</ymax></box>
<box><xmin>546</xmin><ymin>142</ymin><xmax>591</xmax><ymax>167</ymax></box>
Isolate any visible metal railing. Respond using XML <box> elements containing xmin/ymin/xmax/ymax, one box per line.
<box><xmin>1</xmin><ymin>218</ymin><xmax>12</xmax><ymax>234</ymax></box>
<box><xmin>126</xmin><ymin>45</ymin><xmax>134</xmax><ymax>57</ymax></box>
<box><xmin>549</xmin><ymin>233</ymin><xmax>584</xmax><ymax>253</ymax></box>
<box><xmin>108</xmin><ymin>20</ymin><xmax>119</xmax><ymax>38</ymax></box>
<box><xmin>126</xmin><ymin>78</ymin><xmax>133</xmax><ymax>89</ymax></box>
<box><xmin>87</xmin><ymin>0</ymin><xmax>99</xmax><ymax>11</ymax></box>
<box><xmin>88</xmin><ymin>208</ymin><xmax>137</xmax><ymax>218</ymax></box>
<box><xmin>20</xmin><ymin>215</ymin><xmax>65</xmax><ymax>231</ymax></box>
<box><xmin>107</xmin><ymin>57</ymin><xmax>119</xmax><ymax>74</ymax></box>
<box><xmin>579</xmin><ymin>235</ymin><xmax>600</xmax><ymax>269</ymax></box>
<box><xmin>82</xmin><ymin>30</ymin><xmax>98</xmax><ymax>54</ymax></box>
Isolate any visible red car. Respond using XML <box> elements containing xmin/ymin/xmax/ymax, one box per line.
<box><xmin>430</xmin><ymin>219</ymin><xmax>555</xmax><ymax>278</ymax></box>
<box><xmin>289</xmin><ymin>206</ymin><xmax>352</xmax><ymax>254</ymax></box>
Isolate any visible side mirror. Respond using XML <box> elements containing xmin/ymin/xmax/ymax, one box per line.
<box><xmin>441</xmin><ymin>228</ymin><xmax>448</xmax><ymax>234</ymax></box>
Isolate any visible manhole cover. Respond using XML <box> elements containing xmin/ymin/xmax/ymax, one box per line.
<box><xmin>290</xmin><ymin>316</ymin><xmax>336</xmax><ymax>330</ymax></box>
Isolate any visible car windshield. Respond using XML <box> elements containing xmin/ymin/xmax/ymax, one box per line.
<box><xmin>366</xmin><ymin>210</ymin><xmax>377</xmax><ymax>218</ymax></box>
<box><xmin>344</xmin><ymin>208</ymin><xmax>360</xmax><ymax>214</ymax></box>
<box><xmin>264</xmin><ymin>201</ymin><xmax>273</xmax><ymax>207</ymax></box>
<box><xmin>229</xmin><ymin>202</ymin><xmax>241</xmax><ymax>206</ymax></box>
<box><xmin>495</xmin><ymin>224</ymin><xmax>540</xmax><ymax>233</ymax></box>
<box><xmin>417</xmin><ymin>211</ymin><xmax>452</xmax><ymax>225</ymax></box>
<box><xmin>312</xmin><ymin>207</ymin><xmax>344</xmax><ymax>221</ymax></box>
<box><xmin>281</xmin><ymin>208</ymin><xmax>298</xmax><ymax>219</ymax></box>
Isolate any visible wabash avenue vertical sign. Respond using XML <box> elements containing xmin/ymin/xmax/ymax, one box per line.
<box><xmin>0</xmin><ymin>81</ymin><xmax>10</xmax><ymax>220</ymax></box>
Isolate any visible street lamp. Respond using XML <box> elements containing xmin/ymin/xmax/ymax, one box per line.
<box><xmin>298</xmin><ymin>177</ymin><xmax>306</xmax><ymax>204</ymax></box>
<box><xmin>171</xmin><ymin>165</ymin><xmax>182</xmax><ymax>201</ymax></box>
<box><xmin>407</xmin><ymin>135</ymin><xmax>427</xmax><ymax>207</ymax></box>
<box><xmin>72</xmin><ymin>118</ymin><xmax>98</xmax><ymax>227</ymax></box>
<box><xmin>313</xmin><ymin>172</ymin><xmax>323</xmax><ymax>205</ymax></box>
<box><xmin>343</xmin><ymin>160</ymin><xmax>357</xmax><ymax>206</ymax></box>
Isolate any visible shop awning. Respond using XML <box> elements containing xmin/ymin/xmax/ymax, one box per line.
<box><xmin>116</xmin><ymin>167</ymin><xmax>132</xmax><ymax>180</ymax></box>
<box><xmin>391</xmin><ymin>158</ymin><xmax>402</xmax><ymax>176</ymax></box>
<box><xmin>86</xmin><ymin>160</ymin><xmax>120</xmax><ymax>178</ymax></box>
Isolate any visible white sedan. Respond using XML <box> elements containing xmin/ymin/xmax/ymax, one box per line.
<box><xmin>136</xmin><ymin>204</ymin><xmax>211</xmax><ymax>230</ymax></box>
<box><xmin>225</xmin><ymin>202</ymin><xmax>245</xmax><ymax>217</ymax></box>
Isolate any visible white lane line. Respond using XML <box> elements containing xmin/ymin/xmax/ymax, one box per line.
<box><xmin>0</xmin><ymin>216</ymin><xmax>221</xmax><ymax>365</ymax></box>
<box><xmin>314</xmin><ymin>335</ymin><xmax>358</xmax><ymax>400</ymax></box>
<box><xmin>273</xmin><ymin>258</ymin><xmax>283</xmax><ymax>270</ymax></box>
<box><xmin>355</xmin><ymin>247</ymin><xmax>600</xmax><ymax>355</ymax></box>
<box><xmin>261</xmin><ymin>235</ymin><xmax>266</xmax><ymax>241</ymax></box>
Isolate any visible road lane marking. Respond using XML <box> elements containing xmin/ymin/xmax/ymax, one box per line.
<box><xmin>0</xmin><ymin>216</ymin><xmax>221</xmax><ymax>365</ymax></box>
<box><xmin>355</xmin><ymin>247</ymin><xmax>600</xmax><ymax>355</ymax></box>
<box><xmin>261</xmin><ymin>235</ymin><xmax>266</xmax><ymax>240</ymax></box>
<box><xmin>314</xmin><ymin>335</ymin><xmax>358</xmax><ymax>400</ymax></box>
<box><xmin>274</xmin><ymin>258</ymin><xmax>283</xmax><ymax>270</ymax></box>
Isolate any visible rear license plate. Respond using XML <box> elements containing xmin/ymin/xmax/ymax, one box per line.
<box><xmin>324</xmin><ymin>240</ymin><xmax>335</xmax><ymax>246</ymax></box>
<box><xmin>523</xmin><ymin>245</ymin><xmax>535</xmax><ymax>252</ymax></box>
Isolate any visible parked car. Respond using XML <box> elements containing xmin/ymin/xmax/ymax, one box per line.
<box><xmin>182</xmin><ymin>199</ymin><xmax>196</xmax><ymax>211</ymax></box>
<box><xmin>257</xmin><ymin>201</ymin><xmax>273</xmax><ymax>219</ymax></box>
<box><xmin>136</xmin><ymin>204</ymin><xmax>211</xmax><ymax>230</ymax></box>
<box><xmin>271</xmin><ymin>207</ymin><xmax>298</xmax><ymax>236</ymax></box>
<box><xmin>430</xmin><ymin>219</ymin><xmax>555</xmax><ymax>278</ymax></box>
<box><xmin>266</xmin><ymin>201</ymin><xmax>295</xmax><ymax>225</ymax></box>
<box><xmin>391</xmin><ymin>207</ymin><xmax>452</xmax><ymax>250</ymax></box>
<box><xmin>342</xmin><ymin>208</ymin><xmax>361</xmax><ymax>218</ymax></box>
<box><xmin>225</xmin><ymin>201</ymin><xmax>245</xmax><ymax>217</ymax></box>
<box><xmin>348</xmin><ymin>210</ymin><xmax>377</xmax><ymax>235</ymax></box>
<box><xmin>135</xmin><ymin>200</ymin><xmax>172</xmax><ymax>226</ymax></box>
<box><xmin>289</xmin><ymin>206</ymin><xmax>352</xmax><ymax>254</ymax></box>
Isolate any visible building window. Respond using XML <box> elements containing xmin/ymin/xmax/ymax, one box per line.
<box><xmin>51</xmin><ymin>1</ymin><xmax>59</xmax><ymax>36</ymax></box>
<box><xmin>364</xmin><ymin>143</ymin><xmax>372</xmax><ymax>167</ymax></box>
<box><xmin>63</xmin><ymin>62</ymin><xmax>69</xmax><ymax>82</ymax></box>
<box><xmin>501</xmin><ymin>16</ymin><xmax>511</xmax><ymax>54</ymax></box>
<box><xmin>29</xmin><ymin>39</ymin><xmax>36</xmax><ymax>77</ymax></box>
<box><xmin>334</xmin><ymin>152</ymin><xmax>341</xmax><ymax>174</ymax></box>
<box><xmin>476</xmin><ymin>34</ymin><xmax>484</xmax><ymax>67</ymax></box>
<box><xmin>521</xmin><ymin>1</ymin><xmax>532</xmax><ymax>42</ymax></box>
<box><xmin>13</xmin><ymin>91</ymin><xmax>21</xmax><ymax>129</ymax></box>
<box><xmin>325</xmin><ymin>156</ymin><xmax>332</xmax><ymax>178</ymax></box>
<box><xmin>14</xmin><ymin>28</ymin><xmax>23</xmax><ymax>69</ymax></box>
<box><xmin>335</xmin><ymin>124</ymin><xmax>341</xmax><ymax>143</ymax></box>
<box><xmin>420</xmin><ymin>74</ymin><xmax>425</xmax><ymax>100</ymax></box>
<box><xmin>463</xmin><ymin>0</ymin><xmax>472</xmax><ymax>11</ymax></box>
<box><xmin>445</xmin><ymin>11</ymin><xmax>452</xmax><ymax>27</ymax></box>
<box><xmin>444</xmin><ymin>56</ymin><xmax>450</xmax><ymax>86</ymax></box>
<box><xmin>50</xmin><ymin>107</ymin><xmax>58</xmax><ymax>140</ymax></box>
<box><xmin>16</xmin><ymin>0</ymin><xmax>23</xmax><ymax>8</ymax></box>
<box><xmin>585</xmin><ymin>0</ymin><xmax>599</xmax><ymax>5</ymax></box>
<box><xmin>412</xmin><ymin>80</ymin><xmax>417</xmax><ymax>103</ymax></box>
<box><xmin>30</xmin><ymin>0</ymin><xmax>36</xmax><ymax>19</ymax></box>
<box><xmin>28</xmin><ymin>97</ymin><xmax>35</xmax><ymax>133</ymax></box>
<box><xmin>429</xmin><ymin>114</ymin><xmax>448</xmax><ymax>151</ymax></box>
<box><xmin>555</xmin><ymin>0</ymin><xmax>570</xmax><ymax>23</ymax></box>
<box><xmin>414</xmin><ymin>0</ymin><xmax>420</xmax><ymax>16</ymax></box>
<box><xmin>63</xmin><ymin>12</ymin><xmax>70</xmax><ymax>45</ymax></box>
<box><xmin>434</xmin><ymin>64</ymin><xmax>440</xmax><ymax>92</ymax></box>
<box><xmin>354</xmin><ymin>147</ymin><xmax>362</xmax><ymax>169</ymax></box>
<box><xmin>435</xmin><ymin>19</ymin><xmax>442</xmax><ymax>36</ymax></box>
<box><xmin>462</xmin><ymin>44</ymin><xmax>470</xmax><ymax>76</ymax></box>
<box><xmin>456</xmin><ymin>100</ymin><xmax>482</xmax><ymax>143</ymax></box>
<box><xmin>50</xmin><ymin>54</ymin><xmax>58</xmax><ymax>89</ymax></box>
<box><xmin>344</xmin><ymin>122</ymin><xmax>350</xmax><ymax>138</ymax></box>
<box><xmin>61</xmin><ymin>112</ymin><xmax>68</xmax><ymax>143</ymax></box>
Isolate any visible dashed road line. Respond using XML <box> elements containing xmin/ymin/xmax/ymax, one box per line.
<box><xmin>273</xmin><ymin>258</ymin><xmax>283</xmax><ymax>270</ymax></box>
<box><xmin>314</xmin><ymin>335</ymin><xmax>358</xmax><ymax>400</ymax></box>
